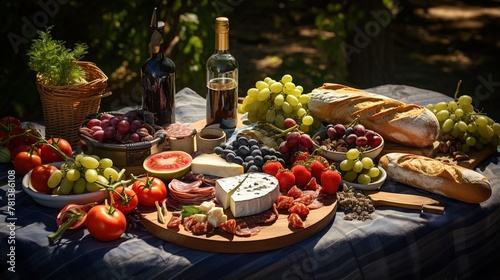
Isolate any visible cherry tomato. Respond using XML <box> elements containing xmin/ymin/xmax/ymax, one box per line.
<box><xmin>40</xmin><ymin>138</ymin><xmax>73</xmax><ymax>163</ymax></box>
<box><xmin>31</xmin><ymin>164</ymin><xmax>58</xmax><ymax>194</ymax></box>
<box><xmin>0</xmin><ymin>117</ymin><xmax>22</xmax><ymax>144</ymax></box>
<box><xmin>112</xmin><ymin>186</ymin><xmax>138</xmax><ymax>215</ymax></box>
<box><xmin>9</xmin><ymin>143</ymin><xmax>40</xmax><ymax>161</ymax></box>
<box><xmin>48</xmin><ymin>203</ymin><xmax>95</xmax><ymax>245</ymax></box>
<box><xmin>56</xmin><ymin>203</ymin><xmax>94</xmax><ymax>230</ymax></box>
<box><xmin>86</xmin><ymin>203</ymin><xmax>127</xmax><ymax>242</ymax></box>
<box><xmin>13</xmin><ymin>151</ymin><xmax>42</xmax><ymax>175</ymax></box>
<box><xmin>131</xmin><ymin>176</ymin><xmax>167</xmax><ymax>207</ymax></box>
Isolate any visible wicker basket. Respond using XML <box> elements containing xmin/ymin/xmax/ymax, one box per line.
<box><xmin>36</xmin><ymin>61</ymin><xmax>111</xmax><ymax>147</ymax></box>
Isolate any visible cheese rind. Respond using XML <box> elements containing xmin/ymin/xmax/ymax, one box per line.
<box><xmin>215</xmin><ymin>173</ymin><xmax>279</xmax><ymax>218</ymax></box>
<box><xmin>191</xmin><ymin>153</ymin><xmax>244</xmax><ymax>177</ymax></box>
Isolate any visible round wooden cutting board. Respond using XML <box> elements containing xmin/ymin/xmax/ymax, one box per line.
<box><xmin>139</xmin><ymin>197</ymin><xmax>337</xmax><ymax>253</ymax></box>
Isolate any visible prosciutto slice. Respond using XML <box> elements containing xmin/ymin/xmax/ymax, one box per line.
<box><xmin>168</xmin><ymin>179</ymin><xmax>215</xmax><ymax>206</ymax></box>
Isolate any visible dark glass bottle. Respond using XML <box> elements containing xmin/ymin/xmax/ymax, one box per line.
<box><xmin>141</xmin><ymin>7</ymin><xmax>176</xmax><ymax>126</ymax></box>
<box><xmin>206</xmin><ymin>17</ymin><xmax>239</xmax><ymax>129</ymax></box>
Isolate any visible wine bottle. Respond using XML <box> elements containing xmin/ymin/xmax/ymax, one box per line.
<box><xmin>141</xmin><ymin>7</ymin><xmax>176</xmax><ymax>126</ymax></box>
<box><xmin>206</xmin><ymin>17</ymin><xmax>239</xmax><ymax>129</ymax></box>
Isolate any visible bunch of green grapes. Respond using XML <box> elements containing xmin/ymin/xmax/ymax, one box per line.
<box><xmin>238</xmin><ymin>74</ymin><xmax>320</xmax><ymax>133</ymax></box>
<box><xmin>338</xmin><ymin>148</ymin><xmax>381</xmax><ymax>185</ymax></box>
<box><xmin>48</xmin><ymin>154</ymin><xmax>120</xmax><ymax>195</ymax></box>
<box><xmin>427</xmin><ymin>94</ymin><xmax>500</xmax><ymax>153</ymax></box>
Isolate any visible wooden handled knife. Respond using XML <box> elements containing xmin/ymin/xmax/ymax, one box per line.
<box><xmin>363</xmin><ymin>190</ymin><xmax>445</xmax><ymax>215</ymax></box>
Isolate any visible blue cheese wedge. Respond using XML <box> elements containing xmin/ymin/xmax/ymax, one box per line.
<box><xmin>215</xmin><ymin>173</ymin><xmax>279</xmax><ymax>218</ymax></box>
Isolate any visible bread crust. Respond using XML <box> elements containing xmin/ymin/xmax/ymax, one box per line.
<box><xmin>379</xmin><ymin>153</ymin><xmax>492</xmax><ymax>203</ymax></box>
<box><xmin>308</xmin><ymin>83</ymin><xmax>440</xmax><ymax>148</ymax></box>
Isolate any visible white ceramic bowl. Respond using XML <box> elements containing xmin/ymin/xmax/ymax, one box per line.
<box><xmin>341</xmin><ymin>166</ymin><xmax>387</xmax><ymax>191</ymax></box>
<box><xmin>312</xmin><ymin>130</ymin><xmax>384</xmax><ymax>162</ymax></box>
<box><xmin>22</xmin><ymin>170</ymin><xmax>106</xmax><ymax>209</ymax></box>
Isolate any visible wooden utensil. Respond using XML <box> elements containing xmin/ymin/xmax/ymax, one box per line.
<box><xmin>363</xmin><ymin>190</ymin><xmax>445</xmax><ymax>215</ymax></box>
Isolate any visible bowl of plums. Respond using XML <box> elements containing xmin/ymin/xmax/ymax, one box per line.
<box><xmin>312</xmin><ymin>123</ymin><xmax>384</xmax><ymax>162</ymax></box>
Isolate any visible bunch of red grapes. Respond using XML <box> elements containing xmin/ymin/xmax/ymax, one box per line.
<box><xmin>81</xmin><ymin>110</ymin><xmax>155</xmax><ymax>144</ymax></box>
<box><xmin>278</xmin><ymin>127</ymin><xmax>314</xmax><ymax>164</ymax></box>
<box><xmin>326</xmin><ymin>123</ymin><xmax>382</xmax><ymax>148</ymax></box>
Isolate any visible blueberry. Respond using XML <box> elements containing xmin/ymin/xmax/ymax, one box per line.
<box><xmin>234</xmin><ymin>156</ymin><xmax>244</xmax><ymax>165</ymax></box>
<box><xmin>221</xmin><ymin>149</ymin><xmax>234</xmax><ymax>158</ymax></box>
<box><xmin>248</xmin><ymin>139</ymin><xmax>259</xmax><ymax>147</ymax></box>
<box><xmin>268</xmin><ymin>148</ymin><xmax>277</xmax><ymax>155</ymax></box>
<box><xmin>214</xmin><ymin>146</ymin><xmax>223</xmax><ymax>155</ymax></box>
<box><xmin>244</xmin><ymin>155</ymin><xmax>254</xmax><ymax>162</ymax></box>
<box><xmin>253</xmin><ymin>155</ymin><xmax>264</xmax><ymax>166</ymax></box>
<box><xmin>226</xmin><ymin>144</ymin><xmax>234</xmax><ymax>151</ymax></box>
<box><xmin>237</xmin><ymin>137</ymin><xmax>248</xmax><ymax>146</ymax></box>
<box><xmin>259</xmin><ymin>146</ymin><xmax>269</xmax><ymax>156</ymax></box>
<box><xmin>250</xmin><ymin>149</ymin><xmax>262</xmax><ymax>157</ymax></box>
<box><xmin>277</xmin><ymin>158</ymin><xmax>286</xmax><ymax>166</ymax></box>
<box><xmin>238</xmin><ymin>145</ymin><xmax>250</xmax><ymax>156</ymax></box>
<box><xmin>264</xmin><ymin>155</ymin><xmax>272</xmax><ymax>162</ymax></box>
<box><xmin>250</xmin><ymin>145</ymin><xmax>260</xmax><ymax>151</ymax></box>
<box><xmin>226</xmin><ymin>152</ymin><xmax>236</xmax><ymax>162</ymax></box>
<box><xmin>247</xmin><ymin>165</ymin><xmax>259</xmax><ymax>173</ymax></box>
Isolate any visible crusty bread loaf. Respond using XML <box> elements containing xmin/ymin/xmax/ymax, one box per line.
<box><xmin>308</xmin><ymin>83</ymin><xmax>440</xmax><ymax>148</ymax></box>
<box><xmin>379</xmin><ymin>153</ymin><xmax>492</xmax><ymax>203</ymax></box>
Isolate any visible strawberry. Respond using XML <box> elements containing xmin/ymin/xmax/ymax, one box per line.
<box><xmin>294</xmin><ymin>151</ymin><xmax>309</xmax><ymax>162</ymax></box>
<box><xmin>276</xmin><ymin>169</ymin><xmax>295</xmax><ymax>192</ymax></box>
<box><xmin>321</xmin><ymin>169</ymin><xmax>342</xmax><ymax>195</ymax></box>
<box><xmin>263</xmin><ymin>160</ymin><xmax>284</xmax><ymax>177</ymax></box>
<box><xmin>291</xmin><ymin>164</ymin><xmax>312</xmax><ymax>189</ymax></box>
<box><xmin>309</xmin><ymin>160</ymin><xmax>327</xmax><ymax>183</ymax></box>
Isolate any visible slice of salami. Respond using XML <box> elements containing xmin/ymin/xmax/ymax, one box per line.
<box><xmin>164</xmin><ymin>123</ymin><xmax>196</xmax><ymax>139</ymax></box>
<box><xmin>288</xmin><ymin>202</ymin><xmax>310</xmax><ymax>218</ymax></box>
<box><xmin>295</xmin><ymin>192</ymin><xmax>316</xmax><ymax>205</ymax></box>
<box><xmin>219</xmin><ymin>219</ymin><xmax>237</xmax><ymax>235</ymax></box>
<box><xmin>287</xmin><ymin>185</ymin><xmax>303</xmax><ymax>199</ymax></box>
<box><xmin>191</xmin><ymin>221</ymin><xmax>214</xmax><ymax>235</ymax></box>
<box><xmin>276</xmin><ymin>195</ymin><xmax>295</xmax><ymax>210</ymax></box>
<box><xmin>235</xmin><ymin>221</ymin><xmax>261</xmax><ymax>237</ymax></box>
<box><xmin>288</xmin><ymin>213</ymin><xmax>304</xmax><ymax>229</ymax></box>
<box><xmin>167</xmin><ymin>215</ymin><xmax>182</xmax><ymax>228</ymax></box>
<box><xmin>183</xmin><ymin>215</ymin><xmax>196</xmax><ymax>231</ymax></box>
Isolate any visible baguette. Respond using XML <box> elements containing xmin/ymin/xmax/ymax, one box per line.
<box><xmin>379</xmin><ymin>153</ymin><xmax>492</xmax><ymax>203</ymax></box>
<box><xmin>308</xmin><ymin>83</ymin><xmax>440</xmax><ymax>147</ymax></box>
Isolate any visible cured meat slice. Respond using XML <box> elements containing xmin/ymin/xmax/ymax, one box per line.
<box><xmin>168</xmin><ymin>178</ymin><xmax>216</xmax><ymax>206</ymax></box>
<box><xmin>191</xmin><ymin>221</ymin><xmax>214</xmax><ymax>235</ymax></box>
<box><xmin>167</xmin><ymin>215</ymin><xmax>182</xmax><ymax>228</ymax></box>
<box><xmin>169</xmin><ymin>179</ymin><xmax>203</xmax><ymax>192</ymax></box>
<box><xmin>219</xmin><ymin>219</ymin><xmax>237</xmax><ymax>235</ymax></box>
<box><xmin>183</xmin><ymin>215</ymin><xmax>196</xmax><ymax>231</ymax></box>
<box><xmin>288</xmin><ymin>202</ymin><xmax>310</xmax><ymax>218</ymax></box>
<box><xmin>295</xmin><ymin>192</ymin><xmax>315</xmax><ymax>206</ymax></box>
<box><xmin>288</xmin><ymin>213</ymin><xmax>304</xmax><ymax>229</ymax></box>
<box><xmin>235</xmin><ymin>221</ymin><xmax>260</xmax><ymax>237</ymax></box>
<box><xmin>276</xmin><ymin>196</ymin><xmax>295</xmax><ymax>210</ymax></box>
<box><xmin>287</xmin><ymin>186</ymin><xmax>303</xmax><ymax>199</ymax></box>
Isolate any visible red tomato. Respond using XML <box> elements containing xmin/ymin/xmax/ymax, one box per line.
<box><xmin>0</xmin><ymin>116</ymin><xmax>22</xmax><ymax>128</ymax></box>
<box><xmin>40</xmin><ymin>138</ymin><xmax>73</xmax><ymax>163</ymax></box>
<box><xmin>131</xmin><ymin>176</ymin><xmax>167</xmax><ymax>207</ymax></box>
<box><xmin>86</xmin><ymin>204</ymin><xmax>127</xmax><ymax>242</ymax></box>
<box><xmin>56</xmin><ymin>203</ymin><xmax>94</xmax><ymax>230</ymax></box>
<box><xmin>0</xmin><ymin>117</ymin><xmax>22</xmax><ymax>144</ymax></box>
<box><xmin>112</xmin><ymin>186</ymin><xmax>139</xmax><ymax>215</ymax></box>
<box><xmin>10</xmin><ymin>144</ymin><xmax>40</xmax><ymax>161</ymax></box>
<box><xmin>30</xmin><ymin>164</ymin><xmax>58</xmax><ymax>194</ymax></box>
<box><xmin>13</xmin><ymin>152</ymin><xmax>42</xmax><ymax>175</ymax></box>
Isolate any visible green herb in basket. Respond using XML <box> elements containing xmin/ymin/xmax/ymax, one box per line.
<box><xmin>27</xmin><ymin>26</ymin><xmax>88</xmax><ymax>86</ymax></box>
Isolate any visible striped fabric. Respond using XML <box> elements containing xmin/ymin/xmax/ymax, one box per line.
<box><xmin>1</xmin><ymin>85</ymin><xmax>498</xmax><ymax>280</ymax></box>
